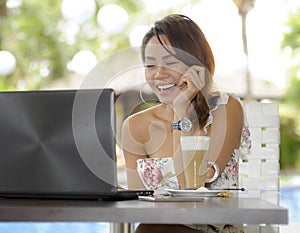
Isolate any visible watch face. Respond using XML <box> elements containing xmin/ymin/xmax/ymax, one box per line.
<box><xmin>180</xmin><ymin>117</ymin><xmax>192</xmax><ymax>132</ymax></box>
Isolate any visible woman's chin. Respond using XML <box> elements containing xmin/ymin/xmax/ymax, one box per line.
<box><xmin>159</xmin><ymin>99</ymin><xmax>172</xmax><ymax>105</ymax></box>
<box><xmin>157</xmin><ymin>95</ymin><xmax>176</xmax><ymax>105</ymax></box>
<box><xmin>156</xmin><ymin>89</ymin><xmax>180</xmax><ymax>105</ymax></box>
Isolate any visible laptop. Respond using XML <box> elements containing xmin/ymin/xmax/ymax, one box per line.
<box><xmin>0</xmin><ymin>88</ymin><xmax>153</xmax><ymax>200</ymax></box>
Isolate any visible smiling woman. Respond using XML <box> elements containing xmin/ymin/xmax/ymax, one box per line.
<box><xmin>121</xmin><ymin>14</ymin><xmax>246</xmax><ymax>233</ymax></box>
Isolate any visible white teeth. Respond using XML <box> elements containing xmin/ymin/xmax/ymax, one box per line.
<box><xmin>157</xmin><ymin>84</ymin><xmax>176</xmax><ymax>91</ymax></box>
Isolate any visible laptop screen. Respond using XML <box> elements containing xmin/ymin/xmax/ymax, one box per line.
<box><xmin>0</xmin><ymin>89</ymin><xmax>118</xmax><ymax>199</ymax></box>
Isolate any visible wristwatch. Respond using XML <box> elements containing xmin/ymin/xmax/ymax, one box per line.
<box><xmin>171</xmin><ymin>117</ymin><xmax>192</xmax><ymax>133</ymax></box>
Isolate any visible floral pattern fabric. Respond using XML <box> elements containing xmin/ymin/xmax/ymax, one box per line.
<box><xmin>137</xmin><ymin>157</ymin><xmax>179</xmax><ymax>190</ymax></box>
<box><xmin>209</xmin><ymin>124</ymin><xmax>250</xmax><ymax>189</ymax></box>
<box><xmin>186</xmin><ymin>224</ymin><xmax>245</xmax><ymax>233</ymax></box>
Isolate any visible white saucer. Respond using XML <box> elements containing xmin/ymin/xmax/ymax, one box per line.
<box><xmin>165</xmin><ymin>188</ymin><xmax>223</xmax><ymax>197</ymax></box>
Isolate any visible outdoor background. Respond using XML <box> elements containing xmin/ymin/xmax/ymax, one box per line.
<box><xmin>0</xmin><ymin>0</ymin><xmax>299</xmax><ymax>232</ymax></box>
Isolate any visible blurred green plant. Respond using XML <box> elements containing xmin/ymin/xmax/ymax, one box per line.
<box><xmin>0</xmin><ymin>0</ymin><xmax>69</xmax><ymax>89</ymax></box>
<box><xmin>0</xmin><ymin>0</ymin><xmax>146</xmax><ymax>90</ymax></box>
<box><xmin>280</xmin><ymin>8</ymin><xmax>300</xmax><ymax>171</ymax></box>
<box><xmin>0</xmin><ymin>0</ymin><xmax>192</xmax><ymax>90</ymax></box>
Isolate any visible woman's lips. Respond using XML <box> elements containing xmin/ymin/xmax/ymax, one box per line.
<box><xmin>154</xmin><ymin>83</ymin><xmax>178</xmax><ymax>98</ymax></box>
<box><xmin>157</xmin><ymin>83</ymin><xmax>176</xmax><ymax>92</ymax></box>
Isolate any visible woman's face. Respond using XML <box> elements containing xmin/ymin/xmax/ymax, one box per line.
<box><xmin>143</xmin><ymin>35</ymin><xmax>188</xmax><ymax>105</ymax></box>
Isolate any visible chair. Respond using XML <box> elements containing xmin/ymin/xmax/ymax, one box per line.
<box><xmin>238</xmin><ymin>102</ymin><xmax>281</xmax><ymax>233</ymax></box>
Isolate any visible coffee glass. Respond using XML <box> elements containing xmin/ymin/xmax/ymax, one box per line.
<box><xmin>180</xmin><ymin>136</ymin><xmax>210</xmax><ymax>189</ymax></box>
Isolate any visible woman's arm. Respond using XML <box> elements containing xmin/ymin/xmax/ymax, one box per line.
<box><xmin>206</xmin><ymin>96</ymin><xmax>243</xmax><ymax>180</ymax></box>
<box><xmin>121</xmin><ymin>117</ymin><xmax>147</xmax><ymax>189</ymax></box>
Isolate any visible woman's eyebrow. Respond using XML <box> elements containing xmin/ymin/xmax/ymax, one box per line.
<box><xmin>144</xmin><ymin>54</ymin><xmax>175</xmax><ymax>61</ymax></box>
<box><xmin>162</xmin><ymin>54</ymin><xmax>174</xmax><ymax>60</ymax></box>
<box><xmin>144</xmin><ymin>56</ymin><xmax>155</xmax><ymax>61</ymax></box>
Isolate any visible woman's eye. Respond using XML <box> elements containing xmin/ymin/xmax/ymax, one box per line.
<box><xmin>166</xmin><ymin>61</ymin><xmax>178</xmax><ymax>66</ymax></box>
<box><xmin>144</xmin><ymin>64</ymin><xmax>155</xmax><ymax>69</ymax></box>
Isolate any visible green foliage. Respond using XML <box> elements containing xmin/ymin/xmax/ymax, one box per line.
<box><xmin>281</xmin><ymin>9</ymin><xmax>300</xmax><ymax>50</ymax></box>
<box><xmin>0</xmin><ymin>0</ymin><xmax>145</xmax><ymax>89</ymax></box>
<box><xmin>280</xmin><ymin>7</ymin><xmax>300</xmax><ymax>171</ymax></box>
<box><xmin>0</xmin><ymin>0</ymin><xmax>195</xmax><ymax>90</ymax></box>
<box><xmin>280</xmin><ymin>104</ymin><xmax>300</xmax><ymax>170</ymax></box>
<box><xmin>0</xmin><ymin>0</ymin><xmax>68</xmax><ymax>89</ymax></box>
<box><xmin>285</xmin><ymin>73</ymin><xmax>300</xmax><ymax>103</ymax></box>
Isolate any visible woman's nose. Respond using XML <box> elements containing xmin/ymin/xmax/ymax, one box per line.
<box><xmin>154</xmin><ymin>66</ymin><xmax>168</xmax><ymax>79</ymax></box>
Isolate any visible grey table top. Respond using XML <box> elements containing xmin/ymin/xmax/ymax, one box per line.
<box><xmin>0</xmin><ymin>197</ymin><xmax>288</xmax><ymax>225</ymax></box>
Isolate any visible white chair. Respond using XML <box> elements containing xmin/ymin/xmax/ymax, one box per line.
<box><xmin>238</xmin><ymin>102</ymin><xmax>281</xmax><ymax>233</ymax></box>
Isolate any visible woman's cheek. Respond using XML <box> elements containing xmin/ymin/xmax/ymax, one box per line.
<box><xmin>144</xmin><ymin>69</ymin><xmax>152</xmax><ymax>81</ymax></box>
<box><xmin>173</xmin><ymin>62</ymin><xmax>188</xmax><ymax>72</ymax></box>
<box><xmin>144</xmin><ymin>70</ymin><xmax>154</xmax><ymax>82</ymax></box>
<box><xmin>144</xmin><ymin>71</ymin><xmax>157</xmax><ymax>92</ymax></box>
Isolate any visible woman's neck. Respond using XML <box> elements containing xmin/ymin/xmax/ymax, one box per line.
<box><xmin>154</xmin><ymin>103</ymin><xmax>176</xmax><ymax>122</ymax></box>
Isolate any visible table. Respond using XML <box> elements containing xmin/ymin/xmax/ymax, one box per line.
<box><xmin>0</xmin><ymin>197</ymin><xmax>288</xmax><ymax>233</ymax></box>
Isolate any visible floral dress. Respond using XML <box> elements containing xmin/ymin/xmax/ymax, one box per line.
<box><xmin>137</xmin><ymin>93</ymin><xmax>251</xmax><ymax>191</ymax></box>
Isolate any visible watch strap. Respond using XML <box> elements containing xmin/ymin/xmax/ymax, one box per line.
<box><xmin>171</xmin><ymin>121</ymin><xmax>181</xmax><ymax>130</ymax></box>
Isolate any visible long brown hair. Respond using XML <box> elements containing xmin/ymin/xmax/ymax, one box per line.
<box><xmin>141</xmin><ymin>14</ymin><xmax>217</xmax><ymax>128</ymax></box>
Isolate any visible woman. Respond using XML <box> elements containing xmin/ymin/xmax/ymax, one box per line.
<box><xmin>121</xmin><ymin>14</ymin><xmax>248</xmax><ymax>233</ymax></box>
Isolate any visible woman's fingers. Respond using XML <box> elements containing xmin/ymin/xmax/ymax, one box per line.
<box><xmin>182</xmin><ymin>65</ymin><xmax>207</xmax><ymax>91</ymax></box>
<box><xmin>173</xmin><ymin>65</ymin><xmax>210</xmax><ymax>108</ymax></box>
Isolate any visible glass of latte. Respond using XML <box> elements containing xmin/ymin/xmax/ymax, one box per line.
<box><xmin>180</xmin><ymin>136</ymin><xmax>210</xmax><ymax>189</ymax></box>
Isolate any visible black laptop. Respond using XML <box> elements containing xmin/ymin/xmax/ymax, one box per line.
<box><xmin>0</xmin><ymin>88</ymin><xmax>152</xmax><ymax>200</ymax></box>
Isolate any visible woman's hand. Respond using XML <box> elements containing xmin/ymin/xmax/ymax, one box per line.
<box><xmin>173</xmin><ymin>65</ymin><xmax>209</xmax><ymax>117</ymax></box>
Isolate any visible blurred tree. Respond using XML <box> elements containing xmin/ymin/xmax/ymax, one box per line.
<box><xmin>0</xmin><ymin>0</ymin><xmax>68</xmax><ymax>89</ymax></box>
<box><xmin>280</xmin><ymin>8</ymin><xmax>300</xmax><ymax>170</ymax></box>
<box><xmin>0</xmin><ymin>0</ymin><xmax>7</xmax><ymax>18</ymax></box>
<box><xmin>0</xmin><ymin>0</ymin><xmax>193</xmax><ymax>90</ymax></box>
<box><xmin>0</xmin><ymin>0</ymin><xmax>146</xmax><ymax>90</ymax></box>
<box><xmin>232</xmin><ymin>0</ymin><xmax>255</xmax><ymax>99</ymax></box>
<box><xmin>281</xmin><ymin>8</ymin><xmax>300</xmax><ymax>105</ymax></box>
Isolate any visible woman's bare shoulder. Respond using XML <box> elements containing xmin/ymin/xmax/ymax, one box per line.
<box><xmin>225</xmin><ymin>96</ymin><xmax>244</xmax><ymax>125</ymax></box>
<box><xmin>123</xmin><ymin>104</ymin><xmax>160</xmax><ymax>133</ymax></box>
<box><xmin>226</xmin><ymin>96</ymin><xmax>243</xmax><ymax>112</ymax></box>
<box><xmin>212</xmin><ymin>95</ymin><xmax>243</xmax><ymax>125</ymax></box>
<box><xmin>127</xmin><ymin>104</ymin><xmax>158</xmax><ymax>122</ymax></box>
<box><xmin>212</xmin><ymin>95</ymin><xmax>243</xmax><ymax>116</ymax></box>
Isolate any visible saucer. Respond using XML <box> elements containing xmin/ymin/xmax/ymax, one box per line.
<box><xmin>165</xmin><ymin>188</ymin><xmax>224</xmax><ymax>197</ymax></box>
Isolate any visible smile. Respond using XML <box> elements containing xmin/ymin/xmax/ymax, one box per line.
<box><xmin>157</xmin><ymin>83</ymin><xmax>176</xmax><ymax>92</ymax></box>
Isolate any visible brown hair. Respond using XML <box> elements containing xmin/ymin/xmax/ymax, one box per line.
<box><xmin>141</xmin><ymin>14</ymin><xmax>217</xmax><ymax>128</ymax></box>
